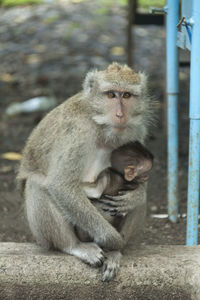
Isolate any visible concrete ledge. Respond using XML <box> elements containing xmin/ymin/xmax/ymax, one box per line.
<box><xmin>0</xmin><ymin>243</ymin><xmax>200</xmax><ymax>299</ymax></box>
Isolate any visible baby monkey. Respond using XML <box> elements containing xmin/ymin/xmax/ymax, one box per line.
<box><xmin>83</xmin><ymin>141</ymin><xmax>153</xmax><ymax>201</ymax></box>
<box><xmin>78</xmin><ymin>141</ymin><xmax>153</xmax><ymax>242</ymax></box>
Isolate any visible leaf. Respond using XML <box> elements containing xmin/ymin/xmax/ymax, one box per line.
<box><xmin>0</xmin><ymin>166</ymin><xmax>12</xmax><ymax>173</ymax></box>
<box><xmin>0</xmin><ymin>73</ymin><xmax>13</xmax><ymax>82</ymax></box>
<box><xmin>110</xmin><ymin>46</ymin><xmax>125</xmax><ymax>56</ymax></box>
<box><xmin>1</xmin><ymin>152</ymin><xmax>22</xmax><ymax>161</ymax></box>
<box><xmin>33</xmin><ymin>44</ymin><xmax>46</xmax><ymax>53</ymax></box>
<box><xmin>26</xmin><ymin>54</ymin><xmax>41</xmax><ymax>65</ymax></box>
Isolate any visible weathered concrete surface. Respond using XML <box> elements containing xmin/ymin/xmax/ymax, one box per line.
<box><xmin>0</xmin><ymin>243</ymin><xmax>200</xmax><ymax>300</ymax></box>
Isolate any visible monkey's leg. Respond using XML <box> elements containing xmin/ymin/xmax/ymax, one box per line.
<box><xmin>88</xmin><ymin>202</ymin><xmax>122</xmax><ymax>282</ymax></box>
<box><xmin>100</xmin><ymin>185</ymin><xmax>146</xmax><ymax>281</ymax></box>
<box><xmin>25</xmin><ymin>175</ymin><xmax>105</xmax><ymax>267</ymax></box>
<box><xmin>119</xmin><ymin>203</ymin><xmax>146</xmax><ymax>244</ymax></box>
<box><xmin>101</xmin><ymin>203</ymin><xmax>146</xmax><ymax>282</ymax></box>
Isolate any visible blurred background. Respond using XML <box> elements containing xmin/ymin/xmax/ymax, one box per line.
<box><xmin>0</xmin><ymin>0</ymin><xmax>192</xmax><ymax>245</ymax></box>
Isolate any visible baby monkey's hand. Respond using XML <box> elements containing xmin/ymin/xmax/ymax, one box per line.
<box><xmin>100</xmin><ymin>190</ymin><xmax>140</xmax><ymax>217</ymax></box>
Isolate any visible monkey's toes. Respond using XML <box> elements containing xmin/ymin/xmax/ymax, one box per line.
<box><xmin>101</xmin><ymin>251</ymin><xmax>121</xmax><ymax>282</ymax></box>
<box><xmin>101</xmin><ymin>261</ymin><xmax>118</xmax><ymax>282</ymax></box>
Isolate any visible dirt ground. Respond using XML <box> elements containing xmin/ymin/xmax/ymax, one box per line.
<box><xmin>0</xmin><ymin>0</ymin><xmax>197</xmax><ymax>246</ymax></box>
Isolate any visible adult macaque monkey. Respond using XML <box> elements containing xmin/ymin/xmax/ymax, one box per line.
<box><xmin>17</xmin><ymin>63</ymin><xmax>154</xmax><ymax>282</ymax></box>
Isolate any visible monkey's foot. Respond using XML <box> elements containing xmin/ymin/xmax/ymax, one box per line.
<box><xmin>69</xmin><ymin>242</ymin><xmax>105</xmax><ymax>267</ymax></box>
<box><xmin>102</xmin><ymin>251</ymin><xmax>122</xmax><ymax>282</ymax></box>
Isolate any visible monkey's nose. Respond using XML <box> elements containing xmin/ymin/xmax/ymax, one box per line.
<box><xmin>116</xmin><ymin>111</ymin><xmax>124</xmax><ymax>118</ymax></box>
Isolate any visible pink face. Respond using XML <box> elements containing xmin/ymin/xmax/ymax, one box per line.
<box><xmin>103</xmin><ymin>90</ymin><xmax>137</xmax><ymax>130</ymax></box>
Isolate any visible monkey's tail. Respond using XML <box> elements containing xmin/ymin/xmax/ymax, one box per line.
<box><xmin>16</xmin><ymin>175</ymin><xmax>26</xmax><ymax>196</ymax></box>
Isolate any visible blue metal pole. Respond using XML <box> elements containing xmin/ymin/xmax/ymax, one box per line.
<box><xmin>186</xmin><ymin>0</ymin><xmax>200</xmax><ymax>246</ymax></box>
<box><xmin>166</xmin><ymin>0</ymin><xmax>179</xmax><ymax>223</ymax></box>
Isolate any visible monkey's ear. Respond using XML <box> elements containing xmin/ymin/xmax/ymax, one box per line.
<box><xmin>139</xmin><ymin>72</ymin><xmax>148</xmax><ymax>89</ymax></box>
<box><xmin>83</xmin><ymin>70</ymin><xmax>98</xmax><ymax>95</ymax></box>
<box><xmin>124</xmin><ymin>166</ymin><xmax>137</xmax><ymax>181</ymax></box>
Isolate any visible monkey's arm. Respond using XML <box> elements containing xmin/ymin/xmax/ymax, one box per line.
<box><xmin>46</xmin><ymin>153</ymin><xmax>124</xmax><ymax>251</ymax></box>
<box><xmin>99</xmin><ymin>184</ymin><xmax>146</xmax><ymax>245</ymax></box>
<box><xmin>120</xmin><ymin>202</ymin><xmax>146</xmax><ymax>245</ymax></box>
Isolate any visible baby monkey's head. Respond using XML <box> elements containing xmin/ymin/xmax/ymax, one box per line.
<box><xmin>111</xmin><ymin>141</ymin><xmax>153</xmax><ymax>182</ymax></box>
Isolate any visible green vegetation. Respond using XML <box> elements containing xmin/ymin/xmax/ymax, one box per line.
<box><xmin>0</xmin><ymin>0</ymin><xmax>41</xmax><ymax>6</ymax></box>
<box><xmin>97</xmin><ymin>0</ymin><xmax>166</xmax><ymax>8</ymax></box>
<box><xmin>43</xmin><ymin>14</ymin><xmax>59</xmax><ymax>24</ymax></box>
<box><xmin>0</xmin><ymin>0</ymin><xmax>165</xmax><ymax>9</ymax></box>
<box><xmin>97</xmin><ymin>0</ymin><xmax>127</xmax><ymax>8</ymax></box>
<box><xmin>138</xmin><ymin>0</ymin><xmax>166</xmax><ymax>10</ymax></box>
<box><xmin>63</xmin><ymin>22</ymin><xmax>82</xmax><ymax>40</ymax></box>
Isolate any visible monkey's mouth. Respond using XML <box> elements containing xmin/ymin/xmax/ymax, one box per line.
<box><xmin>112</xmin><ymin>122</ymin><xmax>126</xmax><ymax>128</ymax></box>
<box><xmin>112</xmin><ymin>124</ymin><xmax>126</xmax><ymax>131</ymax></box>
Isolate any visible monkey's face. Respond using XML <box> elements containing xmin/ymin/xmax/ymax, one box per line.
<box><xmin>83</xmin><ymin>63</ymin><xmax>151</xmax><ymax>134</ymax></box>
<box><xmin>91</xmin><ymin>79</ymin><xmax>146</xmax><ymax>133</ymax></box>
<box><xmin>101</xmin><ymin>90</ymin><xmax>140</xmax><ymax>131</ymax></box>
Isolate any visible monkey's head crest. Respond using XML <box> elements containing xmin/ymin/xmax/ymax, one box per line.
<box><xmin>103</xmin><ymin>62</ymin><xmax>141</xmax><ymax>84</ymax></box>
<box><xmin>83</xmin><ymin>62</ymin><xmax>147</xmax><ymax>96</ymax></box>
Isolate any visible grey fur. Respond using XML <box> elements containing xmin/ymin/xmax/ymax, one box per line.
<box><xmin>17</xmin><ymin>63</ymin><xmax>154</xmax><ymax>281</ymax></box>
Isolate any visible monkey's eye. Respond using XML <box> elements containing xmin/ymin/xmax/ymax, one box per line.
<box><xmin>123</xmin><ymin>92</ymin><xmax>132</xmax><ymax>99</ymax></box>
<box><xmin>106</xmin><ymin>91</ymin><xmax>116</xmax><ymax>99</ymax></box>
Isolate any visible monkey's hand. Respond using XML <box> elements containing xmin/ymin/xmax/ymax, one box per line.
<box><xmin>100</xmin><ymin>184</ymin><xmax>146</xmax><ymax>217</ymax></box>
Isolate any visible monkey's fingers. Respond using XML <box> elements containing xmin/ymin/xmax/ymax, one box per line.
<box><xmin>101</xmin><ymin>198</ymin><xmax>125</xmax><ymax>208</ymax></box>
<box><xmin>91</xmin><ymin>254</ymin><xmax>105</xmax><ymax>268</ymax></box>
<box><xmin>102</xmin><ymin>207</ymin><xmax>127</xmax><ymax>217</ymax></box>
<box><xmin>104</xmin><ymin>194</ymin><xmax>125</xmax><ymax>202</ymax></box>
<box><xmin>80</xmin><ymin>243</ymin><xmax>106</xmax><ymax>267</ymax></box>
<box><xmin>101</xmin><ymin>195</ymin><xmax>134</xmax><ymax>216</ymax></box>
<box><xmin>103</xmin><ymin>202</ymin><xmax>133</xmax><ymax>215</ymax></box>
<box><xmin>110</xmin><ymin>211</ymin><xmax>126</xmax><ymax>217</ymax></box>
<box><xmin>101</xmin><ymin>197</ymin><xmax>128</xmax><ymax>209</ymax></box>
<box><xmin>114</xmin><ymin>212</ymin><xmax>127</xmax><ymax>217</ymax></box>
<box><xmin>115</xmin><ymin>205</ymin><xmax>133</xmax><ymax>216</ymax></box>
<box><xmin>118</xmin><ymin>191</ymin><xmax>127</xmax><ymax>195</ymax></box>
<box><xmin>102</xmin><ymin>204</ymin><xmax>127</xmax><ymax>217</ymax></box>
<box><xmin>102</xmin><ymin>207</ymin><xmax>117</xmax><ymax>213</ymax></box>
<box><xmin>101</xmin><ymin>199</ymin><xmax>120</xmax><ymax>207</ymax></box>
